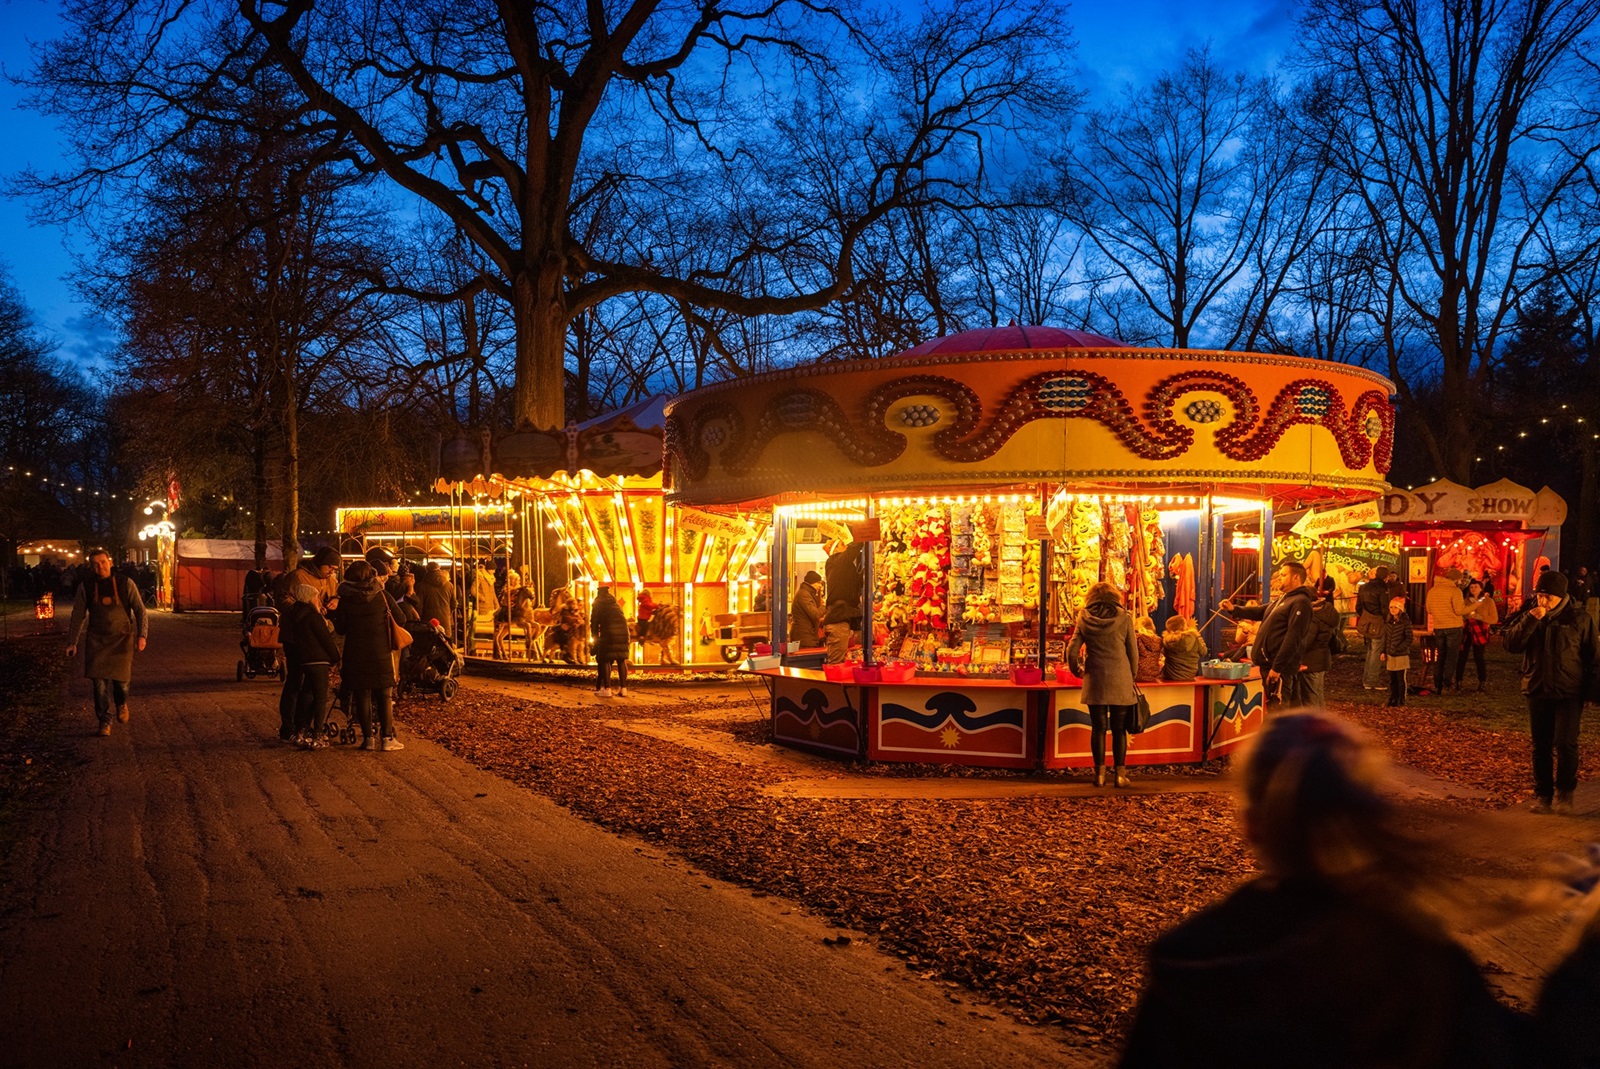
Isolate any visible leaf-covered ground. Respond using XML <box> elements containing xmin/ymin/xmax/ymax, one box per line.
<box><xmin>0</xmin><ymin>621</ymin><xmax>73</xmax><ymax>874</ymax></box>
<box><xmin>403</xmin><ymin>684</ymin><xmax>1252</xmax><ymax>1040</ymax></box>
<box><xmin>1322</xmin><ymin>644</ymin><xmax>1600</xmax><ymax>806</ymax></box>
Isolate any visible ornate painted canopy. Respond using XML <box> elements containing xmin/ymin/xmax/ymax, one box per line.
<box><xmin>664</xmin><ymin>329</ymin><xmax>1395</xmax><ymax>507</ymax></box>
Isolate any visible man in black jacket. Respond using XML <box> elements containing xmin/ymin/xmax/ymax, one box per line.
<box><xmin>1224</xmin><ymin>561</ymin><xmax>1315</xmax><ymax>706</ymax></box>
<box><xmin>821</xmin><ymin>542</ymin><xmax>865</xmax><ymax>664</ymax></box>
<box><xmin>1503</xmin><ymin>569</ymin><xmax>1599</xmax><ymax>813</ymax></box>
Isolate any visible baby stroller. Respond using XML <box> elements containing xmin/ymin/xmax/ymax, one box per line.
<box><xmin>238</xmin><ymin>603</ymin><xmax>286</xmax><ymax>681</ymax></box>
<box><xmin>398</xmin><ymin>618</ymin><xmax>464</xmax><ymax>700</ymax></box>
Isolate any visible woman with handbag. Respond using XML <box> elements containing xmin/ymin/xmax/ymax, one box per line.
<box><xmin>1066</xmin><ymin>582</ymin><xmax>1141</xmax><ymax>787</ymax></box>
<box><xmin>333</xmin><ymin>560</ymin><xmax>404</xmax><ymax>751</ymax></box>
<box><xmin>1455</xmin><ymin>579</ymin><xmax>1498</xmax><ymax>692</ymax></box>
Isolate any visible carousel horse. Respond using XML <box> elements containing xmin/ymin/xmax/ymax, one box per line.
<box><xmin>492</xmin><ymin>587</ymin><xmax>542</xmax><ymax>660</ymax></box>
<box><xmin>637</xmin><ymin>604</ymin><xmax>683</xmax><ymax>665</ymax></box>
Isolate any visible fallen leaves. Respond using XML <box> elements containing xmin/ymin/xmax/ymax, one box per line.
<box><xmin>401</xmin><ymin>685</ymin><xmax>1254</xmax><ymax>1042</ymax></box>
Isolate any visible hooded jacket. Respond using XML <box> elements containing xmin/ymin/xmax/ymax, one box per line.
<box><xmin>333</xmin><ymin>575</ymin><xmax>398</xmax><ymax>691</ymax></box>
<box><xmin>1503</xmin><ymin>595</ymin><xmax>1599</xmax><ymax>700</ymax></box>
<box><xmin>589</xmin><ymin>589</ymin><xmax>631</xmax><ymax>661</ymax></box>
<box><xmin>1300</xmin><ymin>597</ymin><xmax>1342</xmax><ymax>674</ymax></box>
<box><xmin>415</xmin><ymin>567</ymin><xmax>456</xmax><ymax>632</ymax></box>
<box><xmin>1121</xmin><ymin>878</ymin><xmax>1528</xmax><ymax>1068</ymax></box>
<box><xmin>1066</xmin><ymin>596</ymin><xmax>1139</xmax><ymax>707</ymax></box>
<box><xmin>789</xmin><ymin>581</ymin><xmax>824</xmax><ymax>647</ymax></box>
<box><xmin>282</xmin><ymin>599</ymin><xmax>340</xmax><ymax>666</ymax></box>
<box><xmin>1160</xmin><ymin>631</ymin><xmax>1207</xmax><ymax>682</ymax></box>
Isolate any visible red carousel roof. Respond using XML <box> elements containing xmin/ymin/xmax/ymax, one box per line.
<box><xmin>893</xmin><ymin>325</ymin><xmax>1125</xmax><ymax>358</ymax></box>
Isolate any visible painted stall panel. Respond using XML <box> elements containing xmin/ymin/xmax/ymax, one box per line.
<box><xmin>1046</xmin><ymin>683</ymin><xmax>1202</xmax><ymax>768</ymax></box>
<box><xmin>772</xmin><ymin>676</ymin><xmax>863</xmax><ymax>758</ymax></box>
<box><xmin>1204</xmin><ymin>677</ymin><xmax>1265</xmax><ymax>757</ymax></box>
<box><xmin>872</xmin><ymin>685</ymin><xmax>1035</xmax><ymax>768</ymax></box>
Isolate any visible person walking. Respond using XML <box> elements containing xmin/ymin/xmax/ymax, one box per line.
<box><xmin>1503</xmin><ymin>570</ymin><xmax>1599</xmax><ymax>813</ymax></box>
<box><xmin>1301</xmin><ymin>575</ymin><xmax>1341</xmax><ymax>708</ymax></box>
<box><xmin>1455</xmin><ymin>578</ymin><xmax>1498</xmax><ymax>692</ymax></box>
<box><xmin>332</xmin><ymin>560</ymin><xmax>403</xmax><ymax>751</ymax></box>
<box><xmin>281</xmin><ymin>583</ymin><xmax>340</xmax><ymax>748</ymax></box>
<box><xmin>788</xmin><ymin>570</ymin><xmax>825</xmax><ymax>649</ymax></box>
<box><xmin>1425</xmin><ymin>567</ymin><xmax>1467</xmax><ymax>694</ymax></box>
<box><xmin>821</xmin><ymin>542</ymin><xmax>865</xmax><ymax>665</ymax></box>
<box><xmin>590</xmin><ymin>586</ymin><xmax>632</xmax><ymax>696</ymax></box>
<box><xmin>1356</xmin><ymin>565</ymin><xmax>1392</xmax><ymax>690</ymax></box>
<box><xmin>1119</xmin><ymin>711</ymin><xmax>1600</xmax><ymax>1068</ymax></box>
<box><xmin>1225</xmin><ymin>561</ymin><xmax>1315</xmax><ymax>707</ymax></box>
<box><xmin>1066</xmin><ymin>582</ymin><xmax>1140</xmax><ymax>788</ymax></box>
<box><xmin>65</xmin><ymin>548</ymin><xmax>148</xmax><ymax>736</ymax></box>
<box><xmin>1379</xmin><ymin>596</ymin><xmax>1415</xmax><ymax>707</ymax></box>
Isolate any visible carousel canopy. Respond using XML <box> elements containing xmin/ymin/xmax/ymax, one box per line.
<box><xmin>439</xmin><ymin>393</ymin><xmax>670</xmax><ymax>482</ymax></box>
<box><xmin>664</xmin><ymin>327</ymin><xmax>1396</xmax><ymax>508</ymax></box>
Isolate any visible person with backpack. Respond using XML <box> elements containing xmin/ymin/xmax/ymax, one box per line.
<box><xmin>65</xmin><ymin>548</ymin><xmax>149</xmax><ymax>737</ymax></box>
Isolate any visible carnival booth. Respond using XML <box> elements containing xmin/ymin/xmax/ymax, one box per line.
<box><xmin>1278</xmin><ymin>478</ymin><xmax>1564</xmax><ymax>619</ymax></box>
<box><xmin>431</xmin><ymin>395</ymin><xmax>771</xmax><ymax>667</ymax></box>
<box><xmin>665</xmin><ymin>326</ymin><xmax>1397</xmax><ymax>769</ymax></box>
<box><xmin>173</xmin><ymin>539</ymin><xmax>284</xmax><ymax>612</ymax></box>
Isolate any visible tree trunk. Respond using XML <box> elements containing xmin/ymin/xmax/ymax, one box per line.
<box><xmin>1578</xmin><ymin>436</ymin><xmax>1597</xmax><ymax>570</ymax></box>
<box><xmin>510</xmin><ymin>265</ymin><xmax>568</xmax><ymax>430</ymax></box>
<box><xmin>252</xmin><ymin>428</ymin><xmax>270</xmax><ymax>568</ymax></box>
<box><xmin>279</xmin><ymin>370</ymin><xmax>301</xmax><ymax>569</ymax></box>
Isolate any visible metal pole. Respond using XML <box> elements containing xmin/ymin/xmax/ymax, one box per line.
<box><xmin>772</xmin><ymin>517</ymin><xmax>790</xmax><ymax>663</ymax></box>
<box><xmin>861</xmin><ymin>498</ymin><xmax>876</xmax><ymax>667</ymax></box>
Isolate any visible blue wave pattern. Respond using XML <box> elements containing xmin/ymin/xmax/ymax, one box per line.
<box><xmin>1213</xmin><ymin>683</ymin><xmax>1262</xmax><ymax>723</ymax></box>
<box><xmin>775</xmin><ymin>691</ymin><xmax>859</xmax><ymax>727</ymax></box>
<box><xmin>1057</xmin><ymin>704</ymin><xmax>1192</xmax><ymax>731</ymax></box>
<box><xmin>880</xmin><ymin>694</ymin><xmax>1025</xmax><ymax>732</ymax></box>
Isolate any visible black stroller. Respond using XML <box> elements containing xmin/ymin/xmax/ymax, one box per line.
<box><xmin>238</xmin><ymin>602</ymin><xmax>286</xmax><ymax>681</ymax></box>
<box><xmin>397</xmin><ymin>618</ymin><xmax>464</xmax><ymax>700</ymax></box>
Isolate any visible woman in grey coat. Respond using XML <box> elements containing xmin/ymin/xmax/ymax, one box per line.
<box><xmin>1066</xmin><ymin>582</ymin><xmax>1140</xmax><ymax>787</ymax></box>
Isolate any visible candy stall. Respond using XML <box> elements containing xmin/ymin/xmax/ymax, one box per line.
<box><xmin>664</xmin><ymin>325</ymin><xmax>1397</xmax><ymax>769</ymax></box>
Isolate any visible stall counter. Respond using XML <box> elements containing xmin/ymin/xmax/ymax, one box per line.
<box><xmin>746</xmin><ymin>666</ymin><xmax>1265</xmax><ymax>769</ymax></box>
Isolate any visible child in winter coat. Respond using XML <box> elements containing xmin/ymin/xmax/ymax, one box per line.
<box><xmin>1134</xmin><ymin>615</ymin><xmax>1164</xmax><ymax>683</ymax></box>
<box><xmin>1160</xmin><ymin>616</ymin><xmax>1208</xmax><ymax>682</ymax></box>
<box><xmin>1380</xmin><ymin>596</ymin><xmax>1415</xmax><ymax>707</ymax></box>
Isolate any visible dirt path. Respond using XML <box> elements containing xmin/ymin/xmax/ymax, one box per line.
<box><xmin>0</xmin><ymin>613</ymin><xmax>1093</xmax><ymax>1068</ymax></box>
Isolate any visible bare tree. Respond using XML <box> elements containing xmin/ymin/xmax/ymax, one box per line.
<box><xmin>1056</xmin><ymin>48</ymin><xmax>1291</xmax><ymax>349</ymax></box>
<box><xmin>1293</xmin><ymin>0</ymin><xmax>1600</xmax><ymax>482</ymax></box>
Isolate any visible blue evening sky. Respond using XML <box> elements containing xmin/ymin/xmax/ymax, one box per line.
<box><xmin>0</xmin><ymin>0</ymin><xmax>1297</xmax><ymax>373</ymax></box>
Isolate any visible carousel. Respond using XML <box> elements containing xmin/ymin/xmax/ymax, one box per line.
<box><xmin>425</xmin><ymin>395</ymin><xmax>772</xmax><ymax>667</ymax></box>
<box><xmin>664</xmin><ymin>325</ymin><xmax>1397</xmax><ymax>769</ymax></box>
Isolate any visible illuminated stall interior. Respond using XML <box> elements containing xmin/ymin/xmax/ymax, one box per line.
<box><xmin>433</xmin><ymin>396</ymin><xmax>771</xmax><ymax>666</ymax></box>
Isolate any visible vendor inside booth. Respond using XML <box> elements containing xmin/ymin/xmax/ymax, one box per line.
<box><xmin>665</xmin><ymin>326</ymin><xmax>1397</xmax><ymax>770</ymax></box>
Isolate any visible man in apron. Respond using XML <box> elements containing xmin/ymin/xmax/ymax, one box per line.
<box><xmin>66</xmin><ymin>549</ymin><xmax>149</xmax><ymax>736</ymax></box>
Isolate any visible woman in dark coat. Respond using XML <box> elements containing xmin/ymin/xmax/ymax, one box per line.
<box><xmin>590</xmin><ymin>586</ymin><xmax>632</xmax><ymax>696</ymax></box>
<box><xmin>788</xmin><ymin>570</ymin><xmax>825</xmax><ymax>648</ymax></box>
<box><xmin>281</xmin><ymin>583</ymin><xmax>340</xmax><ymax>748</ymax></box>
<box><xmin>1066</xmin><ymin>582</ymin><xmax>1140</xmax><ymax>787</ymax></box>
<box><xmin>333</xmin><ymin>560</ymin><xmax>403</xmax><ymax>751</ymax></box>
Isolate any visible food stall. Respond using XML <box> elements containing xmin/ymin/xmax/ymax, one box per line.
<box><xmin>664</xmin><ymin>325</ymin><xmax>1396</xmax><ymax>768</ymax></box>
<box><xmin>429</xmin><ymin>395</ymin><xmax>772</xmax><ymax>666</ymax></box>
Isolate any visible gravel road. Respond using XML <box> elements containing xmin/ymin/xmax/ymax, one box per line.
<box><xmin>0</xmin><ymin>612</ymin><xmax>1093</xmax><ymax>1068</ymax></box>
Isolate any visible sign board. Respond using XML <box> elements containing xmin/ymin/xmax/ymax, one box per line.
<box><xmin>1290</xmin><ymin>500</ymin><xmax>1382</xmax><ymax>537</ymax></box>
<box><xmin>848</xmin><ymin>518</ymin><xmax>882</xmax><ymax>543</ymax></box>
<box><xmin>1026</xmin><ymin>516</ymin><xmax>1050</xmax><ymax>540</ymax></box>
<box><xmin>1045</xmin><ymin>489</ymin><xmax>1072</xmax><ymax>539</ymax></box>
<box><xmin>677</xmin><ymin>507</ymin><xmax>754</xmax><ymax>541</ymax></box>
<box><xmin>1408</xmin><ymin>555</ymin><xmax>1430</xmax><ymax>583</ymax></box>
<box><xmin>1379</xmin><ymin>478</ymin><xmax>1566</xmax><ymax>528</ymax></box>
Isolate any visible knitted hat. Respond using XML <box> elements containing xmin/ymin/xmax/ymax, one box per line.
<box><xmin>311</xmin><ymin>546</ymin><xmax>341</xmax><ymax>569</ymax></box>
<box><xmin>1442</xmin><ymin>567</ymin><xmax>1462</xmax><ymax>581</ymax></box>
<box><xmin>802</xmin><ymin>570</ymin><xmax>823</xmax><ymax>584</ymax></box>
<box><xmin>364</xmin><ymin>545</ymin><xmax>395</xmax><ymax>573</ymax></box>
<box><xmin>1535</xmin><ymin>570</ymin><xmax>1569</xmax><ymax>597</ymax></box>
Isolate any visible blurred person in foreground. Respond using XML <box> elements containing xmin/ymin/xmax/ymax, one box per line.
<box><xmin>1121</xmin><ymin>711</ymin><xmax>1600</xmax><ymax>1068</ymax></box>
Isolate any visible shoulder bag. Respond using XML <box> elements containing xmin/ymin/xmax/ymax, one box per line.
<box><xmin>386</xmin><ymin>600</ymin><xmax>414</xmax><ymax>651</ymax></box>
<box><xmin>1128</xmin><ymin>682</ymin><xmax>1152</xmax><ymax>734</ymax></box>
